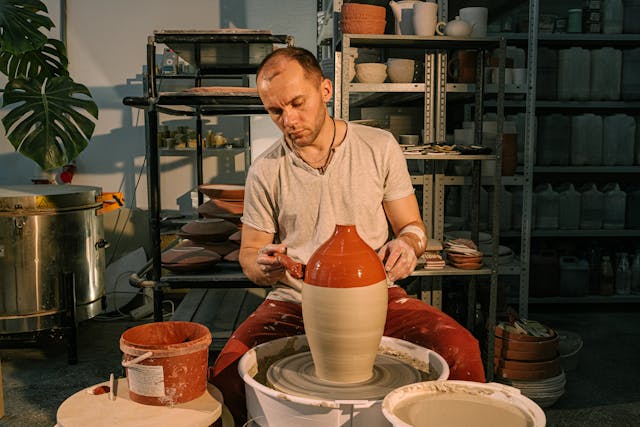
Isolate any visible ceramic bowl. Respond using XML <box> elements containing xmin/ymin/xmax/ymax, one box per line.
<box><xmin>386</xmin><ymin>58</ymin><xmax>415</xmax><ymax>83</ymax></box>
<box><xmin>341</xmin><ymin>3</ymin><xmax>386</xmax><ymax>20</ymax></box>
<box><xmin>341</xmin><ymin>18</ymin><xmax>386</xmax><ymax>35</ymax></box>
<box><xmin>179</xmin><ymin>218</ymin><xmax>237</xmax><ymax>242</ymax></box>
<box><xmin>494</xmin><ymin>356</ymin><xmax>562</xmax><ymax>380</ymax></box>
<box><xmin>197</xmin><ymin>201</ymin><xmax>242</xmax><ymax>224</ymax></box>
<box><xmin>355</xmin><ymin>63</ymin><xmax>387</xmax><ymax>83</ymax></box>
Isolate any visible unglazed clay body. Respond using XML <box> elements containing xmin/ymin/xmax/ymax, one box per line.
<box><xmin>301</xmin><ymin>224</ymin><xmax>388</xmax><ymax>383</ymax></box>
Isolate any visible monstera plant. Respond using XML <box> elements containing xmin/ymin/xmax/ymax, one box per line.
<box><xmin>0</xmin><ymin>0</ymin><xmax>98</xmax><ymax>171</ymax></box>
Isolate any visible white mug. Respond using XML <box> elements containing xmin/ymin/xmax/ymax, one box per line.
<box><xmin>459</xmin><ymin>7</ymin><xmax>488</xmax><ymax>37</ymax></box>
<box><xmin>413</xmin><ymin>2</ymin><xmax>444</xmax><ymax>36</ymax></box>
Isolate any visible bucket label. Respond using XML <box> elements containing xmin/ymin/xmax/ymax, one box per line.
<box><xmin>127</xmin><ymin>364</ymin><xmax>165</xmax><ymax>397</ymax></box>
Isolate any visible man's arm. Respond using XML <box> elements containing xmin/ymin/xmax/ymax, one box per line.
<box><xmin>239</xmin><ymin>224</ymin><xmax>287</xmax><ymax>286</ymax></box>
<box><xmin>379</xmin><ymin>194</ymin><xmax>428</xmax><ymax>281</ymax></box>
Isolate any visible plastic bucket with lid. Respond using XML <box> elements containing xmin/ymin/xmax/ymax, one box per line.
<box><xmin>120</xmin><ymin>321</ymin><xmax>212</xmax><ymax>406</ymax></box>
<box><xmin>382</xmin><ymin>380</ymin><xmax>546</xmax><ymax>427</ymax></box>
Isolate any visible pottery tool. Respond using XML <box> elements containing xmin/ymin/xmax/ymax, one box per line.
<box><xmin>121</xmin><ymin>351</ymin><xmax>153</xmax><ymax>367</ymax></box>
<box><xmin>109</xmin><ymin>373</ymin><xmax>115</xmax><ymax>401</ymax></box>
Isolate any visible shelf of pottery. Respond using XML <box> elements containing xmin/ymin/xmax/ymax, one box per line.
<box><xmin>483</xmin><ymin>0</ymin><xmax>640</xmax><ymax>310</ymax></box>
<box><xmin>123</xmin><ymin>31</ymin><xmax>294</xmax><ymax>320</ymax></box>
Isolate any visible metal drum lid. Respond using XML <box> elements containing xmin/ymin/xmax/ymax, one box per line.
<box><xmin>0</xmin><ymin>184</ymin><xmax>102</xmax><ymax>213</ymax></box>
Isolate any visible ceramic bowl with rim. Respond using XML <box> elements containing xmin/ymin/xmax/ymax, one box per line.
<box><xmin>355</xmin><ymin>63</ymin><xmax>387</xmax><ymax>83</ymax></box>
<box><xmin>386</xmin><ymin>58</ymin><xmax>415</xmax><ymax>83</ymax></box>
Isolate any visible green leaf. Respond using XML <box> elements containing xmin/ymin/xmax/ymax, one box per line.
<box><xmin>2</xmin><ymin>76</ymin><xmax>99</xmax><ymax>171</ymax></box>
<box><xmin>0</xmin><ymin>0</ymin><xmax>54</xmax><ymax>55</ymax></box>
<box><xmin>0</xmin><ymin>38</ymin><xmax>68</xmax><ymax>79</ymax></box>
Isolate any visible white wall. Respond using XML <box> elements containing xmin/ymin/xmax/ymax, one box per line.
<box><xmin>0</xmin><ymin>0</ymin><xmax>316</xmax><ymax>260</ymax></box>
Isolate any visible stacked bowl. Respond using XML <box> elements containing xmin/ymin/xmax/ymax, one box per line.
<box><xmin>341</xmin><ymin>3</ymin><xmax>386</xmax><ymax>35</ymax></box>
<box><xmin>494</xmin><ymin>321</ymin><xmax>566</xmax><ymax>407</ymax></box>
<box><xmin>197</xmin><ymin>184</ymin><xmax>245</xmax><ymax>225</ymax></box>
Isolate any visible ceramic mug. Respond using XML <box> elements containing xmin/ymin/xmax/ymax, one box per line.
<box><xmin>459</xmin><ymin>7</ymin><xmax>488</xmax><ymax>37</ymax></box>
<box><xmin>448</xmin><ymin>50</ymin><xmax>477</xmax><ymax>83</ymax></box>
<box><xmin>413</xmin><ymin>1</ymin><xmax>444</xmax><ymax>36</ymax></box>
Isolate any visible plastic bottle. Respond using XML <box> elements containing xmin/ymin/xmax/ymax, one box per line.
<box><xmin>600</xmin><ymin>255</ymin><xmax>615</xmax><ymax>296</ymax></box>
<box><xmin>602</xmin><ymin>0</ymin><xmax>624</xmax><ymax>34</ymax></box>
<box><xmin>631</xmin><ymin>251</ymin><xmax>640</xmax><ymax>294</ymax></box>
<box><xmin>557</xmin><ymin>183</ymin><xmax>581</xmax><ymax>229</ymax></box>
<box><xmin>602</xmin><ymin>183</ymin><xmax>626</xmax><ymax>229</ymax></box>
<box><xmin>615</xmin><ymin>252</ymin><xmax>632</xmax><ymax>295</ymax></box>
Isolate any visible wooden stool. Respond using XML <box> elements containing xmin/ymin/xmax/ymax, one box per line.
<box><xmin>56</xmin><ymin>378</ymin><xmax>232</xmax><ymax>427</ymax></box>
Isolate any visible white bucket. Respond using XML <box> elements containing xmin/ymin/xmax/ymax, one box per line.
<box><xmin>238</xmin><ymin>335</ymin><xmax>449</xmax><ymax>427</ymax></box>
<box><xmin>382</xmin><ymin>380</ymin><xmax>546</xmax><ymax>427</ymax></box>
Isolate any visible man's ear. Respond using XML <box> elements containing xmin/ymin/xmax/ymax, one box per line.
<box><xmin>321</xmin><ymin>78</ymin><xmax>333</xmax><ymax>103</ymax></box>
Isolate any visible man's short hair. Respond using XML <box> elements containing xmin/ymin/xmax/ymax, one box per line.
<box><xmin>257</xmin><ymin>47</ymin><xmax>324</xmax><ymax>83</ymax></box>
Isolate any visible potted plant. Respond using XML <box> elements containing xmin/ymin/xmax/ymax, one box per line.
<box><xmin>0</xmin><ymin>0</ymin><xmax>98</xmax><ymax>175</ymax></box>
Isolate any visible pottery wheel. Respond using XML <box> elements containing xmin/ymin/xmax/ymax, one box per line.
<box><xmin>266</xmin><ymin>352</ymin><xmax>421</xmax><ymax>401</ymax></box>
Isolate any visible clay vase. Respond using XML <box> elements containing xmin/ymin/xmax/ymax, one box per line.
<box><xmin>302</xmin><ymin>224</ymin><xmax>388</xmax><ymax>383</ymax></box>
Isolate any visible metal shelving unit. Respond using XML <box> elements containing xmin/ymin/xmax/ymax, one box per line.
<box><xmin>123</xmin><ymin>31</ymin><xmax>293</xmax><ymax>321</ymax></box>
<box><xmin>336</xmin><ymin>29</ymin><xmax>506</xmax><ymax>380</ymax></box>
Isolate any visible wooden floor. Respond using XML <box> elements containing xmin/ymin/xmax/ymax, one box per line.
<box><xmin>171</xmin><ymin>288</ymin><xmax>267</xmax><ymax>350</ymax></box>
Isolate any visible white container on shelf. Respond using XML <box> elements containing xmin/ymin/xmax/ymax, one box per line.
<box><xmin>602</xmin><ymin>183</ymin><xmax>626</xmax><ymax>229</ymax></box>
<box><xmin>602</xmin><ymin>114</ymin><xmax>636</xmax><ymax>165</ymax></box>
<box><xmin>534</xmin><ymin>183</ymin><xmax>559</xmax><ymax>230</ymax></box>
<box><xmin>590</xmin><ymin>48</ymin><xmax>621</xmax><ymax>101</ymax></box>
<box><xmin>602</xmin><ymin>0</ymin><xmax>624</xmax><ymax>34</ymax></box>
<box><xmin>622</xmin><ymin>48</ymin><xmax>640</xmax><ymax>100</ymax></box>
<box><xmin>580</xmin><ymin>183</ymin><xmax>604</xmax><ymax>229</ymax></box>
<box><xmin>538</xmin><ymin>114</ymin><xmax>571</xmax><ymax>165</ymax></box>
<box><xmin>558</xmin><ymin>48</ymin><xmax>590</xmax><ymax>101</ymax></box>
<box><xmin>557</xmin><ymin>183</ymin><xmax>581</xmax><ymax>230</ymax></box>
<box><xmin>571</xmin><ymin>114</ymin><xmax>603</xmax><ymax>166</ymax></box>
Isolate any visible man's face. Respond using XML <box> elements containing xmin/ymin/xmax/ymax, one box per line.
<box><xmin>257</xmin><ymin>58</ymin><xmax>332</xmax><ymax>147</ymax></box>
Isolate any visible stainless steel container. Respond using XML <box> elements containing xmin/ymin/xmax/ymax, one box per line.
<box><xmin>0</xmin><ymin>185</ymin><xmax>106</xmax><ymax>334</ymax></box>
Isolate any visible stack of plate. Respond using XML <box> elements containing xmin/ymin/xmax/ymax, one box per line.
<box><xmin>198</xmin><ymin>184</ymin><xmax>245</xmax><ymax>224</ymax></box>
<box><xmin>493</xmin><ymin>321</ymin><xmax>565</xmax><ymax>407</ymax></box>
<box><xmin>496</xmin><ymin>370</ymin><xmax>566</xmax><ymax>408</ymax></box>
<box><xmin>178</xmin><ymin>218</ymin><xmax>237</xmax><ymax>243</ymax></box>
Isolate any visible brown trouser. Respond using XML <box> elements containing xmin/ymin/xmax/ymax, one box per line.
<box><xmin>209</xmin><ymin>286</ymin><xmax>486</xmax><ymax>424</ymax></box>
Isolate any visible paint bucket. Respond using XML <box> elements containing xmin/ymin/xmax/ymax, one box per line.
<box><xmin>382</xmin><ymin>380</ymin><xmax>546</xmax><ymax>427</ymax></box>
<box><xmin>120</xmin><ymin>321</ymin><xmax>212</xmax><ymax>406</ymax></box>
<box><xmin>238</xmin><ymin>334</ymin><xmax>449</xmax><ymax>427</ymax></box>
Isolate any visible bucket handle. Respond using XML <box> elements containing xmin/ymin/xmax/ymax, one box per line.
<box><xmin>122</xmin><ymin>351</ymin><xmax>153</xmax><ymax>368</ymax></box>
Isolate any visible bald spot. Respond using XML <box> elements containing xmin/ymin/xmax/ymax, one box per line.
<box><xmin>257</xmin><ymin>56</ymin><xmax>322</xmax><ymax>88</ymax></box>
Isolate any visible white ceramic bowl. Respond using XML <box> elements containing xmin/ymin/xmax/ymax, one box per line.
<box><xmin>355</xmin><ymin>63</ymin><xmax>387</xmax><ymax>83</ymax></box>
<box><xmin>387</xmin><ymin>58</ymin><xmax>415</xmax><ymax>83</ymax></box>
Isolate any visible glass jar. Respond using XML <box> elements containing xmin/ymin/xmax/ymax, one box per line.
<box><xmin>615</xmin><ymin>252</ymin><xmax>632</xmax><ymax>295</ymax></box>
<box><xmin>631</xmin><ymin>252</ymin><xmax>640</xmax><ymax>295</ymax></box>
<box><xmin>600</xmin><ymin>255</ymin><xmax>615</xmax><ymax>296</ymax></box>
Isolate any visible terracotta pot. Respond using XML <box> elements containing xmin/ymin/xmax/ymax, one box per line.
<box><xmin>285</xmin><ymin>225</ymin><xmax>388</xmax><ymax>383</ymax></box>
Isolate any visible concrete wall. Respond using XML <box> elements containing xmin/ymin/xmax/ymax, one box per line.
<box><xmin>0</xmin><ymin>0</ymin><xmax>316</xmax><ymax>262</ymax></box>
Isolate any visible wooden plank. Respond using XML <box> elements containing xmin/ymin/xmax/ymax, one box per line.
<box><xmin>171</xmin><ymin>289</ymin><xmax>209</xmax><ymax>321</ymax></box>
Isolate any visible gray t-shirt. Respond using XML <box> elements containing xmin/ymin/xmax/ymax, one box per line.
<box><xmin>242</xmin><ymin>122</ymin><xmax>415</xmax><ymax>303</ymax></box>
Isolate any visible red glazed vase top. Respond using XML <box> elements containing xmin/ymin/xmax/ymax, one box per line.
<box><xmin>305</xmin><ymin>224</ymin><xmax>386</xmax><ymax>288</ymax></box>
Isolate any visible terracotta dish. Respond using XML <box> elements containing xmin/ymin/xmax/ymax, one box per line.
<box><xmin>211</xmin><ymin>198</ymin><xmax>244</xmax><ymax>215</ymax></box>
<box><xmin>179</xmin><ymin>218</ymin><xmax>237</xmax><ymax>242</ymax></box>
<box><xmin>223</xmin><ymin>249</ymin><xmax>240</xmax><ymax>262</ymax></box>
<box><xmin>198</xmin><ymin>184</ymin><xmax>245</xmax><ymax>200</ymax></box>
<box><xmin>177</xmin><ymin>239</ymin><xmax>239</xmax><ymax>257</ymax></box>
<box><xmin>450</xmin><ymin>261</ymin><xmax>483</xmax><ymax>270</ymax></box>
<box><xmin>494</xmin><ymin>356</ymin><xmax>562</xmax><ymax>380</ymax></box>
<box><xmin>161</xmin><ymin>247</ymin><xmax>221</xmax><ymax>272</ymax></box>
<box><xmin>197</xmin><ymin>201</ymin><xmax>242</xmax><ymax>224</ymax></box>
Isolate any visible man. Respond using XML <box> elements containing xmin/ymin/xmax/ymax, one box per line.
<box><xmin>209</xmin><ymin>47</ymin><xmax>485</xmax><ymax>423</ymax></box>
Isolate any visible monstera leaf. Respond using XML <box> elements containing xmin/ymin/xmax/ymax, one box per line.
<box><xmin>0</xmin><ymin>0</ymin><xmax>53</xmax><ymax>55</ymax></box>
<box><xmin>2</xmin><ymin>76</ymin><xmax>99</xmax><ymax>170</ymax></box>
<box><xmin>0</xmin><ymin>38</ymin><xmax>68</xmax><ymax>79</ymax></box>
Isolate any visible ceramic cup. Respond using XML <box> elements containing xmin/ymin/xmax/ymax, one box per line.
<box><xmin>399</xmin><ymin>134</ymin><xmax>420</xmax><ymax>145</ymax></box>
<box><xmin>387</xmin><ymin>58</ymin><xmax>415</xmax><ymax>83</ymax></box>
<box><xmin>459</xmin><ymin>7</ymin><xmax>488</xmax><ymax>37</ymax></box>
<box><xmin>413</xmin><ymin>1</ymin><xmax>443</xmax><ymax>36</ymax></box>
<box><xmin>512</xmin><ymin>68</ymin><xmax>527</xmax><ymax>85</ymax></box>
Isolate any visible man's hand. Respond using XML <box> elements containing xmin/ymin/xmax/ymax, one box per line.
<box><xmin>377</xmin><ymin>237</ymin><xmax>417</xmax><ymax>282</ymax></box>
<box><xmin>254</xmin><ymin>243</ymin><xmax>287</xmax><ymax>285</ymax></box>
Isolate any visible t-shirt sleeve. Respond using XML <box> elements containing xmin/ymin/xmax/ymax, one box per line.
<box><xmin>241</xmin><ymin>162</ymin><xmax>278</xmax><ymax>234</ymax></box>
<box><xmin>383</xmin><ymin>134</ymin><xmax>415</xmax><ymax>202</ymax></box>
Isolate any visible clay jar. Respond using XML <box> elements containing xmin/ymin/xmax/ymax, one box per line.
<box><xmin>302</xmin><ymin>224</ymin><xmax>388</xmax><ymax>383</ymax></box>
<box><xmin>448</xmin><ymin>50</ymin><xmax>477</xmax><ymax>83</ymax></box>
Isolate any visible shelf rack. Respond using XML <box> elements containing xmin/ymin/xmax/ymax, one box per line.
<box><xmin>123</xmin><ymin>31</ymin><xmax>293</xmax><ymax>321</ymax></box>
<box><xmin>337</xmin><ymin>31</ymin><xmax>506</xmax><ymax>381</ymax></box>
